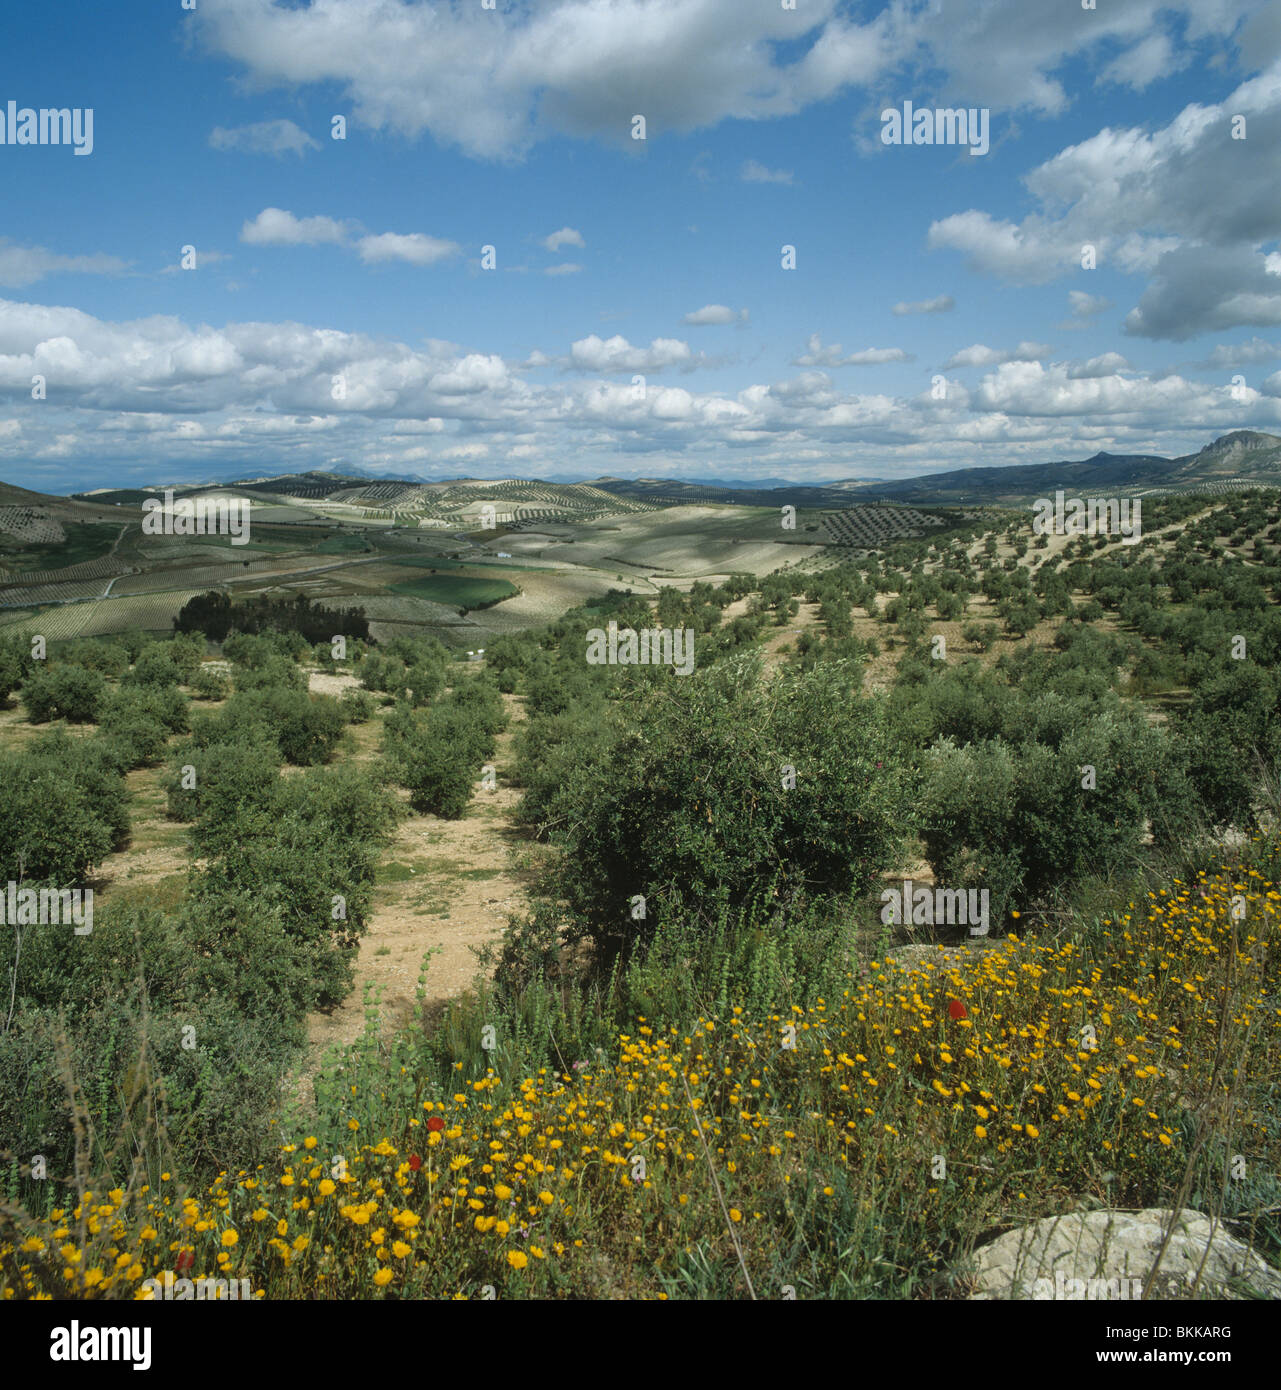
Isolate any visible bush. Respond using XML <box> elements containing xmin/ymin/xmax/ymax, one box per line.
<box><xmin>339</xmin><ymin>687</ymin><xmax>376</xmax><ymax>723</ymax></box>
<box><xmin>166</xmin><ymin>732</ymin><xmax>283</xmax><ymax>840</ymax></box>
<box><xmin>0</xmin><ymin>748</ymin><xmax>121</xmax><ymax>883</ymax></box>
<box><xmin>190</xmin><ymin>665</ymin><xmax>230</xmax><ymax>701</ymax></box>
<box><xmin>20</xmin><ymin>663</ymin><xmax>107</xmax><ymax>723</ymax></box>
<box><xmin>530</xmin><ymin>654</ymin><xmax>913</xmax><ymax>954</ymax></box>
<box><xmin>229</xmin><ymin>688</ymin><xmax>346</xmax><ymax>765</ymax></box>
<box><xmin>918</xmin><ymin>708</ymin><xmax>1181</xmax><ymax>922</ymax></box>
<box><xmin>122</xmin><ymin>644</ymin><xmax>183</xmax><ymax>690</ymax></box>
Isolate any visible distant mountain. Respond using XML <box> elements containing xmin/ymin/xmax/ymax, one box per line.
<box><xmin>833</xmin><ymin>431</ymin><xmax>1281</xmax><ymax>505</ymax></box>
<box><xmin>593</xmin><ymin>431</ymin><xmax>1281</xmax><ymax>507</ymax></box>
<box><xmin>43</xmin><ymin>430</ymin><xmax>1281</xmax><ymax>511</ymax></box>
<box><xmin>588</xmin><ymin>474</ymin><xmax>800</xmax><ymax>491</ymax></box>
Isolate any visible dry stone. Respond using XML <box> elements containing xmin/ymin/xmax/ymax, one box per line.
<box><xmin>967</xmin><ymin>1208</ymin><xmax>1281</xmax><ymax>1300</ymax></box>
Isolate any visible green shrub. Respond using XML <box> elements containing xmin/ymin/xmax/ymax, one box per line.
<box><xmin>20</xmin><ymin>664</ymin><xmax>107</xmax><ymax>723</ymax></box>
<box><xmin>529</xmin><ymin>654</ymin><xmax>913</xmax><ymax>954</ymax></box>
<box><xmin>190</xmin><ymin>665</ymin><xmax>230</xmax><ymax>701</ymax></box>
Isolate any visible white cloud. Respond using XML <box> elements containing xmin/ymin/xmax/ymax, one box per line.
<box><xmin>541</xmin><ymin>227</ymin><xmax>585</xmax><ymax>252</ymax></box>
<box><xmin>1199</xmin><ymin>337</ymin><xmax>1281</xmax><ymax>367</ymax></box>
<box><xmin>7</xmin><ymin>292</ymin><xmax>1279</xmax><ymax>487</ymax></box>
<box><xmin>926</xmin><ymin>58</ymin><xmax>1281</xmax><ymax>336</ymax></box>
<box><xmin>240</xmin><ymin>208</ymin><xmax>348</xmax><ymax>246</ymax></box>
<box><xmin>569</xmin><ymin>334</ymin><xmax>694</xmax><ymax>372</ymax></box>
<box><xmin>545</xmin><ymin>263</ymin><xmax>583</xmax><ymax>276</ymax></box>
<box><xmin>944</xmin><ymin>341</ymin><xmax>1051</xmax><ymax>369</ymax></box>
<box><xmin>1066</xmin><ymin>352</ymin><xmax>1133</xmax><ymax>378</ymax></box>
<box><xmin>1099</xmin><ymin>32</ymin><xmax>1188</xmax><ymax>92</ymax></box>
<box><xmin>741</xmin><ymin>158</ymin><xmax>793</xmax><ymax>184</ymax></box>
<box><xmin>193</xmin><ymin>0</ymin><xmax>1269</xmax><ymax>160</ymax></box>
<box><xmin>1067</xmin><ymin>291</ymin><xmax>1112</xmax><ymax>320</ymax></box>
<box><xmin>357</xmin><ymin>232</ymin><xmax>461</xmax><ymax>266</ymax></box>
<box><xmin>208</xmin><ymin>119</ymin><xmax>318</xmax><ymax>157</ymax></box>
<box><xmin>682</xmin><ymin>304</ymin><xmax>746</xmax><ymax>326</ymax></box>
<box><xmin>795</xmin><ymin>334</ymin><xmax>912</xmax><ymax>366</ymax></box>
<box><xmin>891</xmin><ymin>295</ymin><xmax>954</xmax><ymax>315</ymax></box>
<box><xmin>0</xmin><ymin>241</ymin><xmax>128</xmax><ymax>288</ymax></box>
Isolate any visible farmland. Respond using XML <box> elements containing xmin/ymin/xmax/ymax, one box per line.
<box><xmin>0</xmin><ymin>477</ymin><xmax>979</xmax><ymax>648</ymax></box>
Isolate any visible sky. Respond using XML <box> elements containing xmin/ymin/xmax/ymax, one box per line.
<box><xmin>2</xmin><ymin>0</ymin><xmax>1281</xmax><ymax>494</ymax></box>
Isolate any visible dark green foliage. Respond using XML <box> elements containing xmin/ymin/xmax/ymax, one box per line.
<box><xmin>224</xmin><ymin>687</ymin><xmax>346</xmax><ymax>765</ymax></box>
<box><xmin>525</xmin><ymin>654</ymin><xmax>911</xmax><ymax>953</ymax></box>
<box><xmin>20</xmin><ymin>663</ymin><xmax>107</xmax><ymax>723</ymax></box>
<box><xmin>190</xmin><ymin>665</ymin><xmax>230</xmax><ymax>700</ymax></box>
<box><xmin>97</xmin><ymin>685</ymin><xmax>189</xmax><ymax>768</ymax></box>
<box><xmin>176</xmin><ymin>590</ymin><xmax>369</xmax><ymax>644</ymax></box>
<box><xmin>0</xmin><ymin>734</ymin><xmax>130</xmax><ymax>882</ymax></box>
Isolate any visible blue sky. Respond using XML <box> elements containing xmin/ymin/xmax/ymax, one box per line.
<box><xmin>2</xmin><ymin>0</ymin><xmax>1281</xmax><ymax>493</ymax></box>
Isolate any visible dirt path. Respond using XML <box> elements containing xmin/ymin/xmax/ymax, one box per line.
<box><xmin>303</xmin><ymin>691</ymin><xmax>536</xmax><ymax>1062</ymax></box>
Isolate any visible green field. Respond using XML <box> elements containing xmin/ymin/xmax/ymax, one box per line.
<box><xmin>0</xmin><ymin>520</ymin><xmax>119</xmax><ymax>573</ymax></box>
<box><xmin>388</xmin><ymin>571</ymin><xmax>519</xmax><ymax>610</ymax></box>
<box><xmin>315</xmin><ymin>534</ymin><xmax>374</xmax><ymax>554</ymax></box>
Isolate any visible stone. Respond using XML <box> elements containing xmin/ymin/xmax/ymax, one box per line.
<box><xmin>965</xmin><ymin>1208</ymin><xmax>1281</xmax><ymax>1300</ymax></box>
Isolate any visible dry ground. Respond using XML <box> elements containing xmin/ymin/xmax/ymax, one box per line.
<box><xmin>302</xmin><ymin>691</ymin><xmax>538</xmax><ymax>1065</ymax></box>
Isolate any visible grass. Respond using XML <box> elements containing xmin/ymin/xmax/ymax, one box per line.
<box><xmin>389</xmin><ymin>573</ymin><xmax>519</xmax><ymax>610</ymax></box>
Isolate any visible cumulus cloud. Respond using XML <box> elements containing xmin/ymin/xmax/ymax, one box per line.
<box><xmin>891</xmin><ymin>295</ymin><xmax>955</xmax><ymax>315</ymax></box>
<box><xmin>208</xmin><ymin>119</ymin><xmax>318</xmax><ymax>157</ymax></box>
<box><xmin>682</xmin><ymin>304</ymin><xmax>746</xmax><ymax>325</ymax></box>
<box><xmin>239</xmin><ymin>209</ymin><xmax>462</xmax><ymax>271</ymax></box>
<box><xmin>795</xmin><ymin>334</ymin><xmax>912</xmax><ymax>366</ymax></box>
<box><xmin>1199</xmin><ymin>337</ymin><xmax>1281</xmax><ymax>367</ymax></box>
<box><xmin>191</xmin><ymin>0</ymin><xmax>1269</xmax><ymax>159</ymax></box>
<box><xmin>541</xmin><ymin>227</ymin><xmax>586</xmax><ymax>252</ymax></box>
<box><xmin>241</xmin><ymin>208</ymin><xmax>348</xmax><ymax>246</ymax></box>
<box><xmin>357</xmin><ymin>232</ymin><xmax>461</xmax><ymax>266</ymax></box>
<box><xmin>5</xmin><ymin>292</ymin><xmax>1279</xmax><ymax>488</ymax></box>
<box><xmin>944</xmin><ymin>342</ymin><xmax>1051</xmax><ymax>369</ymax></box>
<box><xmin>1124</xmin><ymin>244</ymin><xmax>1281</xmax><ymax>340</ymax></box>
<box><xmin>1066</xmin><ymin>352</ymin><xmax>1133</xmax><ymax>378</ymax></box>
<box><xmin>973</xmin><ymin>360</ymin><xmax>1203</xmax><ymax>417</ymax></box>
<box><xmin>0</xmin><ymin>241</ymin><xmax>128</xmax><ymax>288</ymax></box>
<box><xmin>1066</xmin><ymin>291</ymin><xmax>1112</xmax><ymax>320</ymax></box>
<box><xmin>926</xmin><ymin>57</ymin><xmax>1281</xmax><ymax>339</ymax></box>
<box><xmin>569</xmin><ymin>334</ymin><xmax>694</xmax><ymax>372</ymax></box>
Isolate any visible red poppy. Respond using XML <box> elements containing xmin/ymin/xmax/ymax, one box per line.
<box><xmin>426</xmin><ymin>1116</ymin><xmax>445</xmax><ymax>1133</ymax></box>
<box><xmin>948</xmin><ymin>998</ymin><xmax>968</xmax><ymax>1020</ymax></box>
<box><xmin>408</xmin><ymin>1154</ymin><xmax>422</xmax><ymax>1171</ymax></box>
<box><xmin>175</xmin><ymin>1249</ymin><xmax>194</xmax><ymax>1272</ymax></box>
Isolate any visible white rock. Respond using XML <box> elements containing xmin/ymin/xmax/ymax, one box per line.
<box><xmin>966</xmin><ymin>1208</ymin><xmax>1281</xmax><ymax>1300</ymax></box>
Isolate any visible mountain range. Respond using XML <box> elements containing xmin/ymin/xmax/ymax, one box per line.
<box><xmin>45</xmin><ymin>430</ymin><xmax>1281</xmax><ymax>512</ymax></box>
